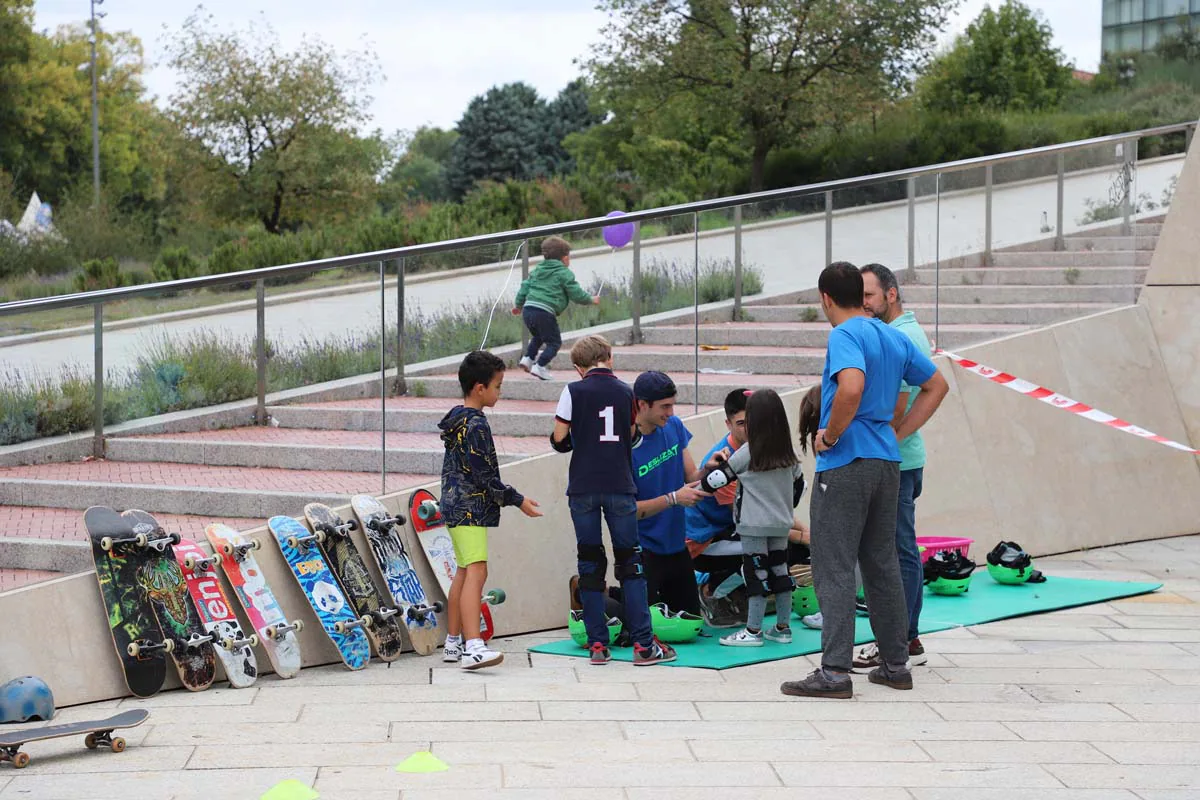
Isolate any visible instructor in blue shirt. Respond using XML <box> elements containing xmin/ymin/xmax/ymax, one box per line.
<box><xmin>781</xmin><ymin>262</ymin><xmax>948</xmax><ymax>700</ymax></box>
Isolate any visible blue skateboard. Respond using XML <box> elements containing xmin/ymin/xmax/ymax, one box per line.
<box><xmin>267</xmin><ymin>515</ymin><xmax>371</xmax><ymax>670</ymax></box>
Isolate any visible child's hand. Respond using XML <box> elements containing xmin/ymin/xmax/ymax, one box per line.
<box><xmin>592</xmin><ymin>295</ymin><xmax>601</xmax><ymax>305</ymax></box>
<box><xmin>519</xmin><ymin>497</ymin><xmax>543</xmax><ymax>518</ymax></box>
<box><xmin>510</xmin><ymin>307</ymin><xmax>520</xmax><ymax>315</ymax></box>
<box><xmin>675</xmin><ymin>483</ymin><xmax>706</xmax><ymax>508</ymax></box>
<box><xmin>705</xmin><ymin>447</ymin><xmax>731</xmax><ymax>470</ymax></box>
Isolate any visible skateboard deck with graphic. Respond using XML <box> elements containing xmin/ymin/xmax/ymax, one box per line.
<box><xmin>267</xmin><ymin>515</ymin><xmax>370</xmax><ymax>670</ymax></box>
<box><xmin>303</xmin><ymin>503</ymin><xmax>405</xmax><ymax>662</ymax></box>
<box><xmin>173</xmin><ymin>537</ymin><xmax>259</xmax><ymax>688</ymax></box>
<box><xmin>120</xmin><ymin>510</ymin><xmax>217</xmax><ymax>692</ymax></box>
<box><xmin>83</xmin><ymin>507</ymin><xmax>170</xmax><ymax>699</ymax></box>
<box><xmin>409</xmin><ymin>488</ymin><xmax>506</xmax><ymax>641</ymax></box>
<box><xmin>350</xmin><ymin>494</ymin><xmax>442</xmax><ymax>656</ymax></box>
<box><xmin>205</xmin><ymin>523</ymin><xmax>303</xmax><ymax>679</ymax></box>
<box><xmin>0</xmin><ymin>708</ymin><xmax>149</xmax><ymax>770</ymax></box>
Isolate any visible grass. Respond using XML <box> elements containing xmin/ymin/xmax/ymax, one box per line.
<box><xmin>0</xmin><ymin>258</ymin><xmax>762</xmax><ymax>446</ymax></box>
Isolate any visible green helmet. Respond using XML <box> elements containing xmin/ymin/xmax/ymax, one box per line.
<box><xmin>986</xmin><ymin>541</ymin><xmax>1034</xmax><ymax>585</ymax></box>
<box><xmin>924</xmin><ymin>550</ymin><xmax>976</xmax><ymax>596</ymax></box>
<box><xmin>650</xmin><ymin>603</ymin><xmax>703</xmax><ymax>643</ymax></box>
<box><xmin>791</xmin><ymin>584</ymin><xmax>819</xmax><ymax>616</ymax></box>
<box><xmin>568</xmin><ymin>610</ymin><xmax>623</xmax><ymax>648</ymax></box>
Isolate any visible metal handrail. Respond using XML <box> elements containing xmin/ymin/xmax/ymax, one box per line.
<box><xmin>0</xmin><ymin>120</ymin><xmax>1193</xmax><ymax>317</ymax></box>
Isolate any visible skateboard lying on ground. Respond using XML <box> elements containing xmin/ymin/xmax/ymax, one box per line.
<box><xmin>205</xmin><ymin>523</ymin><xmax>303</xmax><ymax>679</ymax></box>
<box><xmin>410</xmin><ymin>488</ymin><xmax>506</xmax><ymax>641</ymax></box>
<box><xmin>267</xmin><ymin>515</ymin><xmax>370</xmax><ymax>670</ymax></box>
<box><xmin>350</xmin><ymin>494</ymin><xmax>443</xmax><ymax>656</ymax></box>
<box><xmin>304</xmin><ymin>503</ymin><xmax>405</xmax><ymax>662</ymax></box>
<box><xmin>120</xmin><ymin>510</ymin><xmax>217</xmax><ymax>692</ymax></box>
<box><xmin>173</xmin><ymin>537</ymin><xmax>259</xmax><ymax>688</ymax></box>
<box><xmin>84</xmin><ymin>507</ymin><xmax>170</xmax><ymax>699</ymax></box>
<box><xmin>0</xmin><ymin>709</ymin><xmax>149</xmax><ymax>769</ymax></box>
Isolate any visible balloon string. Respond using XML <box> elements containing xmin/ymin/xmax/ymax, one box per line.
<box><xmin>480</xmin><ymin>240</ymin><xmax>525</xmax><ymax>352</ymax></box>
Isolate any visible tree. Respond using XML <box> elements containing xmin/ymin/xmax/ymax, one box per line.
<box><xmin>916</xmin><ymin>0</ymin><xmax>1073</xmax><ymax>113</ymax></box>
<box><xmin>164</xmin><ymin>12</ymin><xmax>385</xmax><ymax>233</ymax></box>
<box><xmin>384</xmin><ymin>126</ymin><xmax>459</xmax><ymax>203</ymax></box>
<box><xmin>546</xmin><ymin>79</ymin><xmax>604</xmax><ymax>173</ymax></box>
<box><xmin>445</xmin><ymin>82</ymin><xmax>553</xmax><ymax>198</ymax></box>
<box><xmin>585</xmin><ymin>0</ymin><xmax>956</xmax><ymax>191</ymax></box>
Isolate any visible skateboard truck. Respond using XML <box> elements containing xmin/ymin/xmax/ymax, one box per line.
<box><xmin>180</xmin><ymin>631</ymin><xmax>215</xmax><ymax>651</ymax></box>
<box><xmin>286</xmin><ymin>529</ymin><xmax>326</xmax><ymax>549</ymax></box>
<box><xmin>317</xmin><ymin>520</ymin><xmax>358</xmax><ymax>539</ymax></box>
<box><xmin>220</xmin><ymin>633</ymin><xmax>260</xmax><ymax>651</ymax></box>
<box><xmin>371</xmin><ymin>605</ymin><xmax>402</xmax><ymax>623</ymax></box>
<box><xmin>403</xmin><ymin>601</ymin><xmax>444</xmax><ymax>624</ymax></box>
<box><xmin>333</xmin><ymin>614</ymin><xmax>374</xmax><ymax>634</ymax></box>
<box><xmin>99</xmin><ymin>531</ymin><xmax>180</xmax><ymax>553</ymax></box>
<box><xmin>126</xmin><ymin>637</ymin><xmax>175</xmax><ymax>658</ymax></box>
<box><xmin>416</xmin><ymin>500</ymin><xmax>441</xmax><ymax>522</ymax></box>
<box><xmin>182</xmin><ymin>553</ymin><xmax>217</xmax><ymax>573</ymax></box>
<box><xmin>220</xmin><ymin>538</ymin><xmax>262</xmax><ymax>561</ymax></box>
<box><xmin>365</xmin><ymin>514</ymin><xmax>406</xmax><ymax>533</ymax></box>
<box><xmin>263</xmin><ymin>619</ymin><xmax>305</xmax><ymax>641</ymax></box>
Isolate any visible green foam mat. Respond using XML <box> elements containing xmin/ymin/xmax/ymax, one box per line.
<box><xmin>528</xmin><ymin>575</ymin><xmax>1162</xmax><ymax>670</ymax></box>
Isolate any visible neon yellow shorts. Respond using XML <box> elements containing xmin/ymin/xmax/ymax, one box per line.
<box><xmin>448</xmin><ymin>525</ymin><xmax>488</xmax><ymax>566</ymax></box>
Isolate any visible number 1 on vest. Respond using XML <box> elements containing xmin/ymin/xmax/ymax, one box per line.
<box><xmin>598</xmin><ymin>406</ymin><xmax>620</xmax><ymax>441</ymax></box>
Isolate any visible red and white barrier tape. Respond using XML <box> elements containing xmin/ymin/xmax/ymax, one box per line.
<box><xmin>937</xmin><ymin>349</ymin><xmax>1200</xmax><ymax>456</ymax></box>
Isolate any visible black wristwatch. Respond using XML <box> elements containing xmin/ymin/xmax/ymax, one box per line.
<box><xmin>821</xmin><ymin>432</ymin><xmax>839</xmax><ymax>448</ymax></box>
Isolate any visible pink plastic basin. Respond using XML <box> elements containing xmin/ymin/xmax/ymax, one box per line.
<box><xmin>917</xmin><ymin>536</ymin><xmax>974</xmax><ymax>564</ymax></box>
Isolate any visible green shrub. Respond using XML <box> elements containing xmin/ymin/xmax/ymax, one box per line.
<box><xmin>0</xmin><ymin>235</ymin><xmax>74</xmax><ymax>280</ymax></box>
<box><xmin>74</xmin><ymin>257</ymin><xmax>127</xmax><ymax>293</ymax></box>
<box><xmin>152</xmin><ymin>246</ymin><xmax>201</xmax><ymax>283</ymax></box>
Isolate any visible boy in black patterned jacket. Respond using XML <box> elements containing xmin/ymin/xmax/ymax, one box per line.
<box><xmin>438</xmin><ymin>350</ymin><xmax>542</xmax><ymax>669</ymax></box>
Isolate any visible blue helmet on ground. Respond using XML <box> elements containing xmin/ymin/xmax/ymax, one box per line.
<box><xmin>0</xmin><ymin>676</ymin><xmax>55</xmax><ymax>723</ymax></box>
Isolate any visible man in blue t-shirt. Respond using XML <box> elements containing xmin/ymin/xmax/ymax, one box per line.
<box><xmin>781</xmin><ymin>262</ymin><xmax>948</xmax><ymax>701</ymax></box>
<box><xmin>630</xmin><ymin>371</ymin><xmax>706</xmax><ymax>616</ymax></box>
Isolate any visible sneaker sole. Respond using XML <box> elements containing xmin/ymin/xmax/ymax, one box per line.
<box><xmin>909</xmin><ymin>654</ymin><xmax>928</xmax><ymax>667</ymax></box>
<box><xmin>867</xmin><ymin>670</ymin><xmax>913</xmax><ymax>690</ymax></box>
<box><xmin>719</xmin><ymin>640</ymin><xmax>764</xmax><ymax>647</ymax></box>
<box><xmin>461</xmin><ymin>653</ymin><xmax>505</xmax><ymax>671</ymax></box>
<box><xmin>633</xmin><ymin>654</ymin><xmax>677</xmax><ymax>666</ymax></box>
<box><xmin>764</xmin><ymin>636</ymin><xmax>793</xmax><ymax>644</ymax></box>
<box><xmin>780</xmin><ymin>684</ymin><xmax>853</xmax><ymax>699</ymax></box>
<box><xmin>442</xmin><ymin>655</ymin><xmax>460</xmax><ymax>664</ymax></box>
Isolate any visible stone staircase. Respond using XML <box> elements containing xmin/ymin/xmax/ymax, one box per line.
<box><xmin>0</xmin><ymin>221</ymin><xmax>1161</xmax><ymax>589</ymax></box>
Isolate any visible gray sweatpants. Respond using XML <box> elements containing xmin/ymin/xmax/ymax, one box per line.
<box><xmin>810</xmin><ymin>458</ymin><xmax>909</xmax><ymax>673</ymax></box>
<box><xmin>740</xmin><ymin>532</ymin><xmax>791</xmax><ymax>632</ymax></box>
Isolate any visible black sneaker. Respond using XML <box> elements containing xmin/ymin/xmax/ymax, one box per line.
<box><xmin>780</xmin><ymin>668</ymin><xmax>853</xmax><ymax>699</ymax></box>
<box><xmin>700</xmin><ymin>590</ymin><xmax>743</xmax><ymax>629</ymax></box>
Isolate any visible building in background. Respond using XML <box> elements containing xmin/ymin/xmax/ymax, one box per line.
<box><xmin>1103</xmin><ymin>0</ymin><xmax>1200</xmax><ymax>55</ymax></box>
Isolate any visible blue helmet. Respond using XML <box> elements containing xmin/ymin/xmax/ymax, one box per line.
<box><xmin>0</xmin><ymin>676</ymin><xmax>55</xmax><ymax>723</ymax></box>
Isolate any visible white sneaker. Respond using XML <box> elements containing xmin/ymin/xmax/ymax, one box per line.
<box><xmin>442</xmin><ymin>637</ymin><xmax>462</xmax><ymax>663</ymax></box>
<box><xmin>801</xmin><ymin>612</ymin><xmax>823</xmax><ymax>630</ymax></box>
<box><xmin>460</xmin><ymin>645</ymin><xmax>504</xmax><ymax>670</ymax></box>
<box><xmin>719</xmin><ymin>627</ymin><xmax>764</xmax><ymax>647</ymax></box>
<box><xmin>530</xmin><ymin>364</ymin><xmax>553</xmax><ymax>381</ymax></box>
<box><xmin>518</xmin><ymin>356</ymin><xmax>534</xmax><ymax>372</ymax></box>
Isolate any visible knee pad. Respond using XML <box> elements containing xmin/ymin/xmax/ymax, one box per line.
<box><xmin>792</xmin><ymin>473</ymin><xmax>806</xmax><ymax>507</ymax></box>
<box><xmin>700</xmin><ymin>461</ymin><xmax>737</xmax><ymax>493</ymax></box>
<box><xmin>741</xmin><ymin>552</ymin><xmax>771</xmax><ymax>597</ymax></box>
<box><xmin>767</xmin><ymin>549</ymin><xmax>794</xmax><ymax>593</ymax></box>
<box><xmin>577</xmin><ymin>543</ymin><xmax>607</xmax><ymax>592</ymax></box>
<box><xmin>613</xmin><ymin>545</ymin><xmax>645</xmax><ymax>582</ymax></box>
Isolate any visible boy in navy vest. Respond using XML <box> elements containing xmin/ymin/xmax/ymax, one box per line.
<box><xmin>551</xmin><ymin>335</ymin><xmax>677</xmax><ymax>666</ymax></box>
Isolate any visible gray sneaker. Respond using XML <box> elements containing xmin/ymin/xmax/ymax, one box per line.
<box><xmin>700</xmin><ymin>590</ymin><xmax>743</xmax><ymax>629</ymax></box>
<box><xmin>780</xmin><ymin>668</ymin><xmax>853</xmax><ymax>699</ymax></box>
<box><xmin>868</xmin><ymin>663</ymin><xmax>913</xmax><ymax>691</ymax></box>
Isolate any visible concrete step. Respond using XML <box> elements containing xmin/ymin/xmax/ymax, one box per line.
<box><xmin>108</xmin><ymin>428</ymin><xmax>545</xmax><ymax>472</ymax></box>
<box><xmin>797</xmin><ymin>285</ymin><xmax>1141</xmax><ymax>305</ymax></box>
<box><xmin>1090</xmin><ymin>222</ymin><xmax>1162</xmax><ymax>237</ymax></box>
<box><xmin>988</xmin><ymin>250</ymin><xmax>1152</xmax><ymax>268</ymax></box>
<box><xmin>905</xmin><ymin>266</ymin><xmax>1147</xmax><ymax>286</ymax></box>
<box><xmin>0</xmin><ymin>462</ymin><xmax>429</xmax><ymax>518</ymax></box>
<box><xmin>537</xmin><ymin>343</ymin><xmax>826</xmax><ymax>375</ymax></box>
<box><xmin>410</xmin><ymin>370</ymin><xmax>819</xmax><ymax>404</ymax></box>
<box><xmin>1004</xmin><ymin>236</ymin><xmax>1158</xmax><ymax>252</ymax></box>
<box><xmin>641</xmin><ymin>322</ymin><xmax>1030</xmax><ymax>349</ymax></box>
<box><xmin>743</xmin><ymin>302</ymin><xmax>1120</xmax><ymax>326</ymax></box>
<box><xmin>267</xmin><ymin>397</ymin><xmax>721</xmax><ymax>435</ymax></box>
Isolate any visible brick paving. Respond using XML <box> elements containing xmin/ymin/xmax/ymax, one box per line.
<box><xmin>0</xmin><ymin>567</ymin><xmax>59</xmax><ymax>592</ymax></box>
<box><xmin>297</xmin><ymin>396</ymin><xmax>722</xmax><ymax>415</ymax></box>
<box><xmin>0</xmin><ymin>534</ymin><xmax>1196</xmax><ymax>798</ymax></box>
<box><xmin>122</xmin><ymin>428</ymin><xmax>552</xmax><ymax>455</ymax></box>
<box><xmin>0</xmin><ymin>506</ymin><xmax>262</xmax><ymax>543</ymax></box>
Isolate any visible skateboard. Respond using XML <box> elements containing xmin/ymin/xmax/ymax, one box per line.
<box><xmin>173</xmin><ymin>537</ymin><xmax>259</xmax><ymax>688</ymax></box>
<box><xmin>409</xmin><ymin>488</ymin><xmax>507</xmax><ymax>641</ymax></box>
<box><xmin>205</xmin><ymin>523</ymin><xmax>303</xmax><ymax>679</ymax></box>
<box><xmin>120</xmin><ymin>510</ymin><xmax>217</xmax><ymax>692</ymax></box>
<box><xmin>83</xmin><ymin>507</ymin><xmax>170</xmax><ymax>699</ymax></box>
<box><xmin>303</xmin><ymin>503</ymin><xmax>405</xmax><ymax>662</ymax></box>
<box><xmin>350</xmin><ymin>494</ymin><xmax>443</xmax><ymax>656</ymax></box>
<box><xmin>0</xmin><ymin>708</ymin><xmax>149</xmax><ymax>769</ymax></box>
<box><xmin>267</xmin><ymin>515</ymin><xmax>370</xmax><ymax>670</ymax></box>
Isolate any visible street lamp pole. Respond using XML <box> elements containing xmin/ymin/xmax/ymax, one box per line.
<box><xmin>89</xmin><ymin>0</ymin><xmax>104</xmax><ymax>208</ymax></box>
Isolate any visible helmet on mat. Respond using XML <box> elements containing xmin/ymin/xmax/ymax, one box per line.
<box><xmin>568</xmin><ymin>610</ymin><xmax>623</xmax><ymax>649</ymax></box>
<box><xmin>0</xmin><ymin>676</ymin><xmax>54</xmax><ymax>723</ymax></box>
<box><xmin>986</xmin><ymin>541</ymin><xmax>1034</xmax><ymax>585</ymax></box>
<box><xmin>649</xmin><ymin>603</ymin><xmax>703</xmax><ymax>643</ymax></box>
<box><xmin>791</xmin><ymin>584</ymin><xmax>819</xmax><ymax>616</ymax></box>
<box><xmin>924</xmin><ymin>550</ymin><xmax>976</xmax><ymax>596</ymax></box>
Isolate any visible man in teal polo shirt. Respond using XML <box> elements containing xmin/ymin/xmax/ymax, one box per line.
<box><xmin>856</xmin><ymin>263</ymin><xmax>932</xmax><ymax>669</ymax></box>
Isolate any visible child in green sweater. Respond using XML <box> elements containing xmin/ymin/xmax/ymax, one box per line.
<box><xmin>513</xmin><ymin>236</ymin><xmax>599</xmax><ymax>380</ymax></box>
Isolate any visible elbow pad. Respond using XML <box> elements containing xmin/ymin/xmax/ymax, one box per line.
<box><xmin>792</xmin><ymin>473</ymin><xmax>806</xmax><ymax>508</ymax></box>
<box><xmin>700</xmin><ymin>461</ymin><xmax>736</xmax><ymax>493</ymax></box>
<box><xmin>550</xmin><ymin>432</ymin><xmax>573</xmax><ymax>454</ymax></box>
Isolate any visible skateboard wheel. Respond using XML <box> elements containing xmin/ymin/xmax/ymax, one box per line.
<box><xmin>315</xmin><ymin>530</ymin><xmax>327</xmax><ymax>544</ymax></box>
<box><xmin>85</xmin><ymin>733</ymin><xmax>98</xmax><ymax>750</ymax></box>
<box><xmin>126</xmin><ymin>642</ymin><xmax>141</xmax><ymax>657</ymax></box>
<box><xmin>487</xmin><ymin>589</ymin><xmax>506</xmax><ymax>604</ymax></box>
<box><xmin>111</xmin><ymin>737</ymin><xmax>125</xmax><ymax>753</ymax></box>
<box><xmin>264</xmin><ymin>625</ymin><xmax>277</xmax><ymax>640</ymax></box>
<box><xmin>430</xmin><ymin>601</ymin><xmax>445</xmax><ymax>613</ymax></box>
<box><xmin>100</xmin><ymin>537</ymin><xmax>114</xmax><ymax>552</ymax></box>
<box><xmin>163</xmin><ymin>639</ymin><xmax>175</xmax><ymax>654</ymax></box>
<box><xmin>292</xmin><ymin>619</ymin><xmax>305</xmax><ymax>633</ymax></box>
<box><xmin>221</xmin><ymin>542</ymin><xmax>235</xmax><ymax>556</ymax></box>
<box><xmin>13</xmin><ymin>752</ymin><xmax>29</xmax><ymax>769</ymax></box>
<box><xmin>360</xmin><ymin>615</ymin><xmax>374</xmax><ymax>629</ymax></box>
<box><xmin>286</xmin><ymin>536</ymin><xmax>300</xmax><ymax>549</ymax></box>
<box><xmin>250</xmin><ymin>538</ymin><xmax>262</xmax><ymax>551</ymax></box>
<box><xmin>183</xmin><ymin>556</ymin><xmax>198</xmax><ymax>570</ymax></box>
<box><xmin>247</xmin><ymin>634</ymin><xmax>260</xmax><ymax>647</ymax></box>
<box><xmin>334</xmin><ymin>621</ymin><xmax>348</xmax><ymax>634</ymax></box>
<box><xmin>221</xmin><ymin>638</ymin><xmax>235</xmax><ymax>651</ymax></box>
<box><xmin>135</xmin><ymin>533</ymin><xmax>148</xmax><ymax>547</ymax></box>
<box><xmin>346</xmin><ymin>519</ymin><xmax>359</xmax><ymax>532</ymax></box>
<box><xmin>170</xmin><ymin>533</ymin><xmax>181</xmax><ymax>545</ymax></box>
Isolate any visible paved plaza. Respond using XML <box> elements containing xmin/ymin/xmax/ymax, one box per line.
<box><xmin>1</xmin><ymin>535</ymin><xmax>1198</xmax><ymax>799</ymax></box>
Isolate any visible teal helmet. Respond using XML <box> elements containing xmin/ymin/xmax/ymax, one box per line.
<box><xmin>567</xmin><ymin>610</ymin><xmax>623</xmax><ymax>648</ymax></box>
<box><xmin>924</xmin><ymin>550</ymin><xmax>976</xmax><ymax>596</ymax></box>
<box><xmin>791</xmin><ymin>584</ymin><xmax>819</xmax><ymax>616</ymax></box>
<box><xmin>650</xmin><ymin>603</ymin><xmax>703</xmax><ymax>643</ymax></box>
<box><xmin>0</xmin><ymin>676</ymin><xmax>54</xmax><ymax>723</ymax></box>
<box><xmin>986</xmin><ymin>541</ymin><xmax>1034</xmax><ymax>585</ymax></box>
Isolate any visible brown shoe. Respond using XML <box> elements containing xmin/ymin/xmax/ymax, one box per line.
<box><xmin>780</xmin><ymin>668</ymin><xmax>853</xmax><ymax>699</ymax></box>
<box><xmin>867</xmin><ymin>664</ymin><xmax>913</xmax><ymax>691</ymax></box>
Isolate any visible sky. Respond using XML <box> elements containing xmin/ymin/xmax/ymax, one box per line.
<box><xmin>32</xmin><ymin>1</ymin><xmax>1103</xmax><ymax>137</ymax></box>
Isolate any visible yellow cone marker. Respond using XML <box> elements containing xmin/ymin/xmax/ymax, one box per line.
<box><xmin>260</xmin><ymin>779</ymin><xmax>319</xmax><ymax>800</ymax></box>
<box><xmin>395</xmin><ymin>751</ymin><xmax>449</xmax><ymax>773</ymax></box>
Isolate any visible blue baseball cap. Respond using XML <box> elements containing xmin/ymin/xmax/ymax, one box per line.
<box><xmin>634</xmin><ymin>371</ymin><xmax>677</xmax><ymax>402</ymax></box>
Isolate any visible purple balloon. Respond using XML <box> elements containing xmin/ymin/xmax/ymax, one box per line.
<box><xmin>602</xmin><ymin>210</ymin><xmax>635</xmax><ymax>249</ymax></box>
